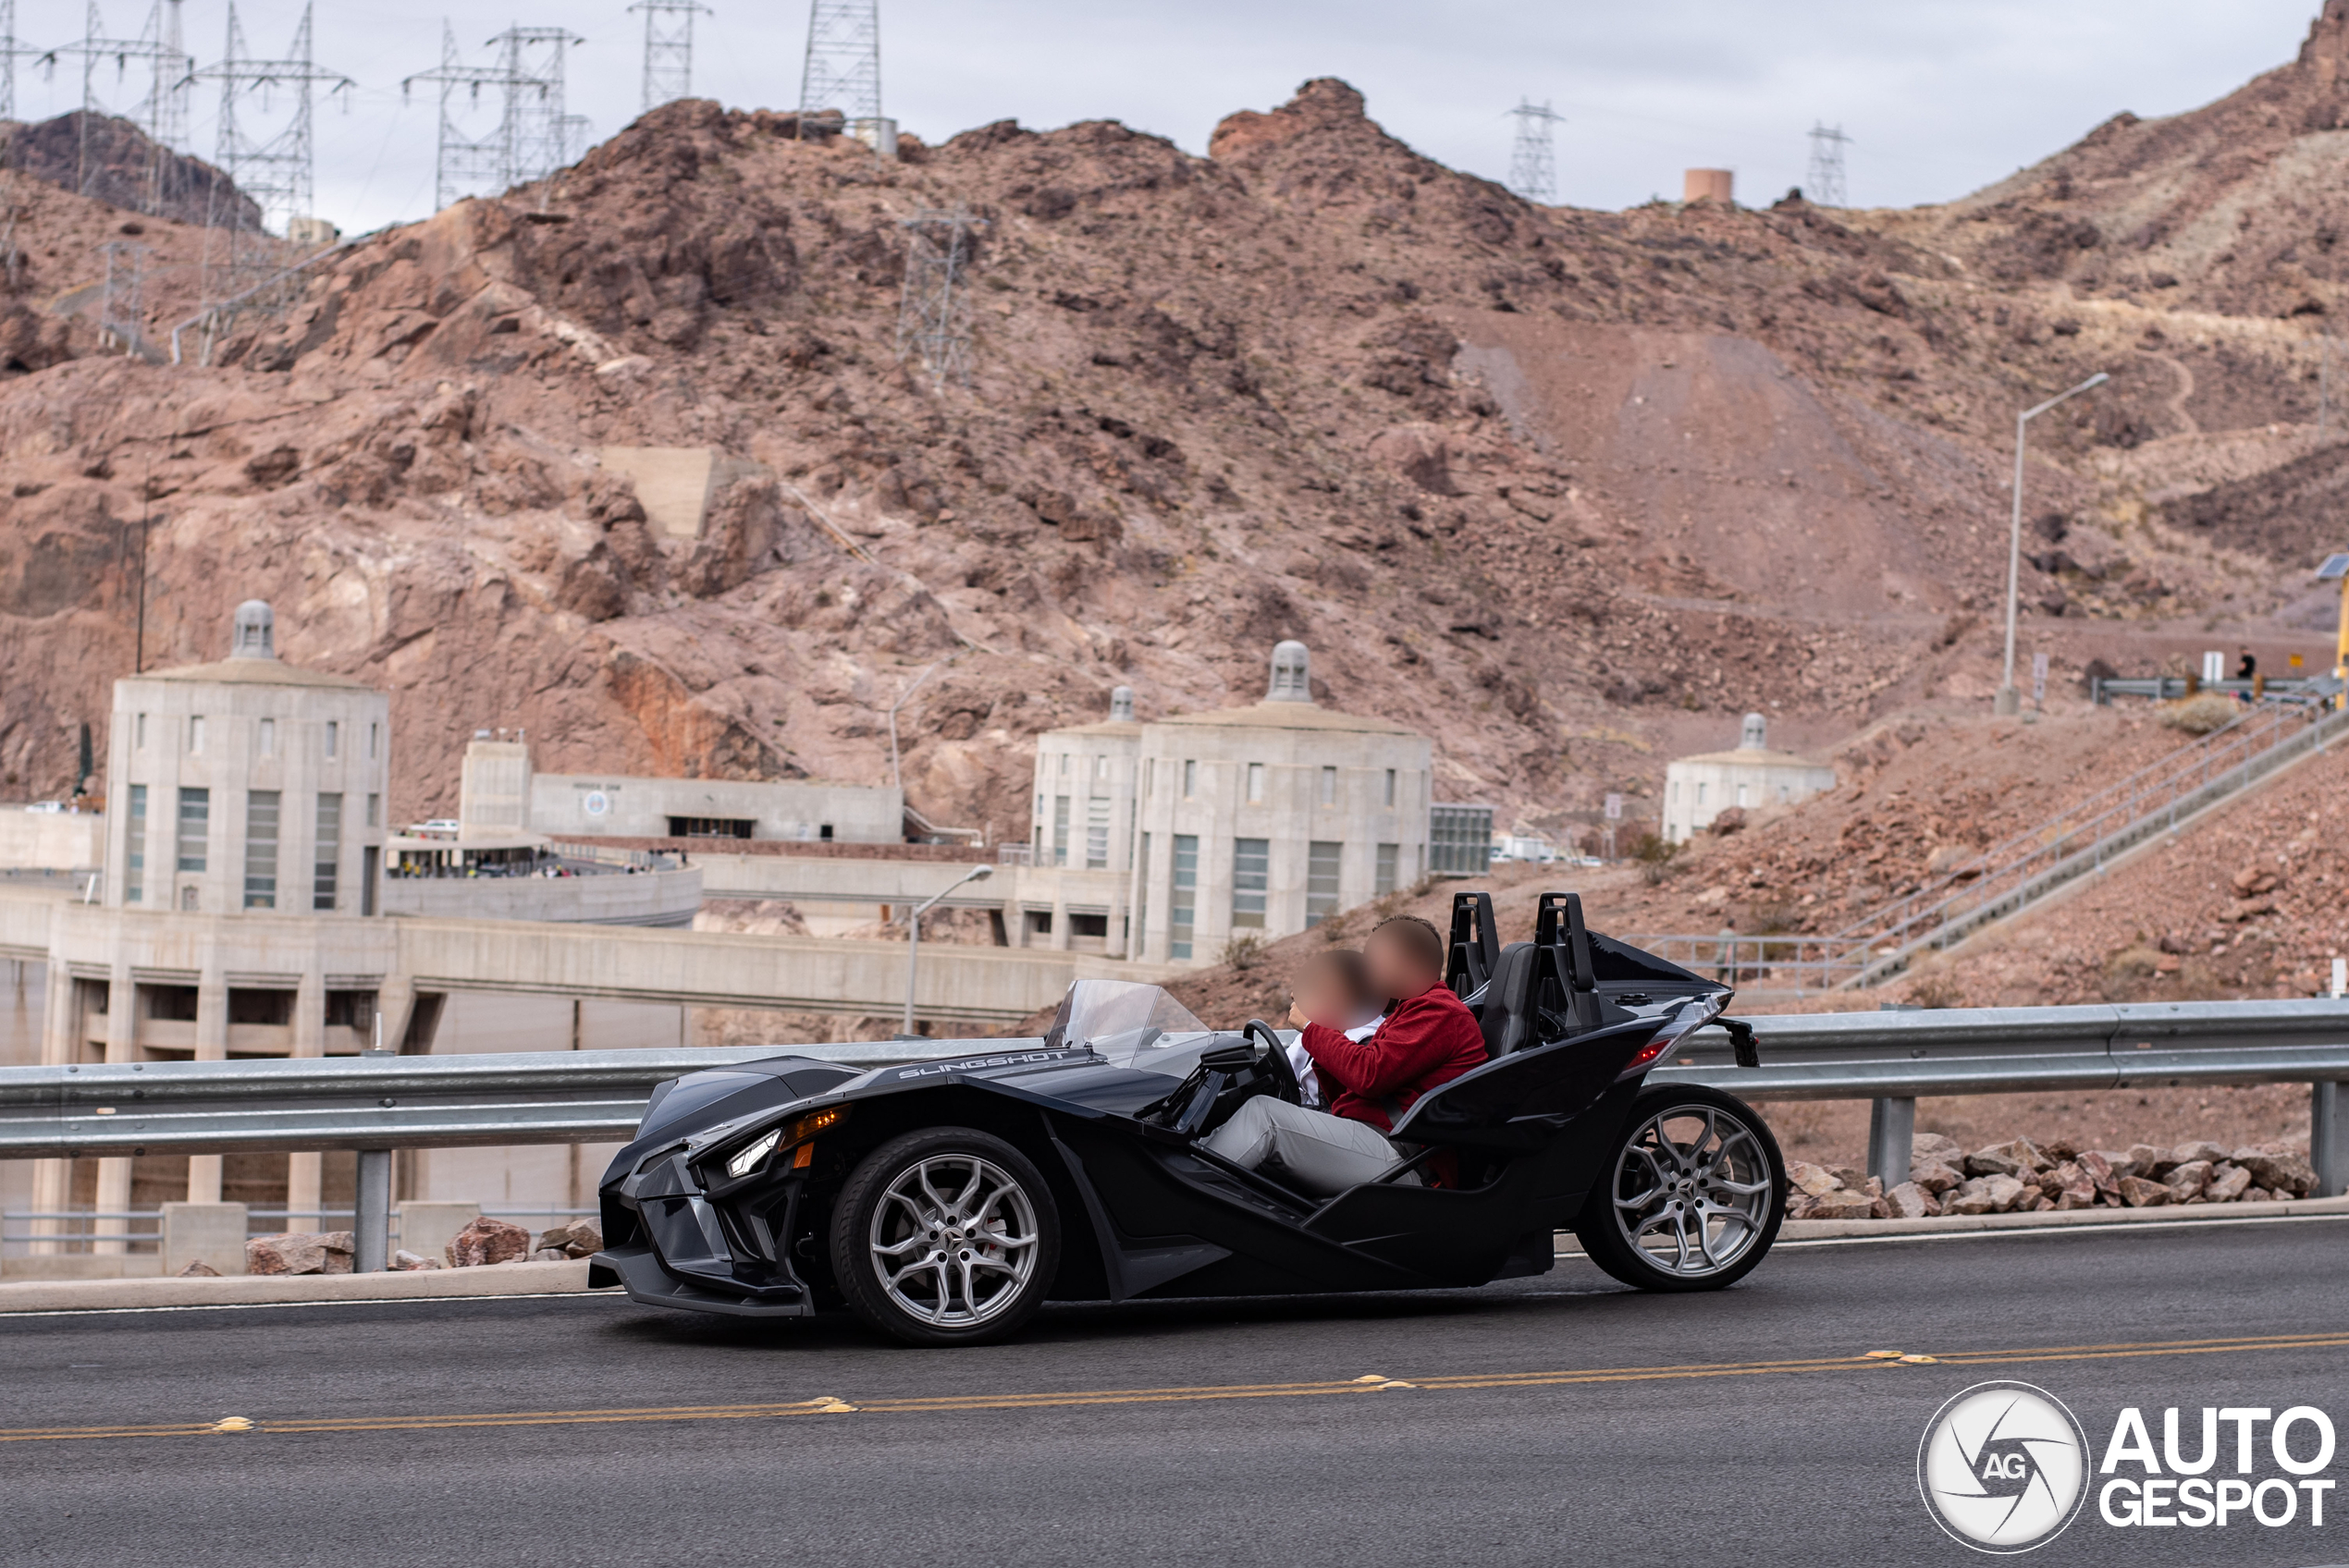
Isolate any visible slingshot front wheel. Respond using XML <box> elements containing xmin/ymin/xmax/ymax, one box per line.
<box><xmin>1575</xmin><ymin>1084</ymin><xmax>1785</xmax><ymax>1292</ymax></box>
<box><xmin>830</xmin><ymin>1127</ymin><xmax>1062</xmax><ymax>1346</ymax></box>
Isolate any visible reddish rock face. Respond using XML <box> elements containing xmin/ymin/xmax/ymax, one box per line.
<box><xmin>1</xmin><ymin>53</ymin><xmax>2340</xmax><ymax>851</ymax></box>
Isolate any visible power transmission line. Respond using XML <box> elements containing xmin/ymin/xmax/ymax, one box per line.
<box><xmin>894</xmin><ymin>204</ymin><xmax>973</xmax><ymax>391</ymax></box>
<box><xmin>191</xmin><ymin>1</ymin><xmax>351</xmax><ymax>293</ymax></box>
<box><xmin>0</xmin><ymin>0</ymin><xmax>45</xmax><ymax>125</ymax></box>
<box><xmin>1805</xmin><ymin>122</ymin><xmax>1851</xmax><ymax>207</ymax></box>
<box><xmin>630</xmin><ymin>0</ymin><xmax>707</xmax><ymax>115</ymax></box>
<box><xmin>52</xmin><ymin>2</ymin><xmax>192</xmax><ymax>210</ymax></box>
<box><xmin>402</xmin><ymin>22</ymin><xmax>577</xmax><ymax>213</ymax></box>
<box><xmin>1507</xmin><ymin>99</ymin><xmax>1564</xmax><ymax>205</ymax></box>
<box><xmin>798</xmin><ymin>0</ymin><xmax>878</xmax><ymax>140</ymax></box>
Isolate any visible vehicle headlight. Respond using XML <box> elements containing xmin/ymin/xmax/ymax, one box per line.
<box><xmin>726</xmin><ymin>1128</ymin><xmax>782</xmax><ymax>1179</ymax></box>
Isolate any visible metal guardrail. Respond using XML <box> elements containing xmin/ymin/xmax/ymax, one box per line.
<box><xmin>2094</xmin><ymin>675</ymin><xmax>2346</xmax><ymax>705</ymax></box>
<box><xmin>1633</xmin><ymin>701</ymin><xmax>2349</xmax><ymax>990</ymax></box>
<box><xmin>3</xmin><ymin>999</ymin><xmax>2348</xmax><ymax>1268</ymax></box>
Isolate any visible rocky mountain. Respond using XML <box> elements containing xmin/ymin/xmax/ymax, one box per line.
<box><xmin>5</xmin><ymin>112</ymin><xmax>261</xmax><ymax>233</ymax></box>
<box><xmin>1</xmin><ymin>31</ymin><xmax>2343</xmax><ymax>836</ymax></box>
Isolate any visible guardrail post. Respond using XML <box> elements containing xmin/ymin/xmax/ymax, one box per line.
<box><xmin>355</xmin><ymin>1149</ymin><xmax>391</xmax><ymax>1271</ymax></box>
<box><xmin>1867</xmin><ymin>1096</ymin><xmax>1915</xmax><ymax>1188</ymax></box>
<box><xmin>2314</xmin><ymin>1082</ymin><xmax>2346</xmax><ymax>1199</ymax></box>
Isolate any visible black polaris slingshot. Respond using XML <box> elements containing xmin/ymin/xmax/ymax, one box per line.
<box><xmin>590</xmin><ymin>892</ymin><xmax>1789</xmax><ymax>1345</ymax></box>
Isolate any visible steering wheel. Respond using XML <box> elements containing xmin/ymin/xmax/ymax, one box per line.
<box><xmin>1242</xmin><ymin>1018</ymin><xmax>1302</xmax><ymax>1106</ymax></box>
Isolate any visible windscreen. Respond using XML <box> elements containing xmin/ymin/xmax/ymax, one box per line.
<box><xmin>1042</xmin><ymin>979</ymin><xmax>1215</xmax><ymax>1070</ymax></box>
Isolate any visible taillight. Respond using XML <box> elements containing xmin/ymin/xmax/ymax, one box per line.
<box><xmin>1617</xmin><ymin>1035</ymin><xmax>1670</xmax><ymax>1077</ymax></box>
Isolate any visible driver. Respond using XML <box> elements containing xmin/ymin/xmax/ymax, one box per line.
<box><xmin>1201</xmin><ymin>915</ymin><xmax>1486</xmax><ymax>1195</ymax></box>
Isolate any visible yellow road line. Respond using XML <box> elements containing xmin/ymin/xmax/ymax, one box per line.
<box><xmin>10</xmin><ymin>1329</ymin><xmax>2349</xmax><ymax>1444</ymax></box>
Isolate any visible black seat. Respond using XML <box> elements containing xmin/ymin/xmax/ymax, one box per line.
<box><xmin>1478</xmin><ymin>942</ymin><xmax>1541</xmax><ymax>1060</ymax></box>
<box><xmin>1445</xmin><ymin>891</ymin><xmax>1501</xmax><ymax>1002</ymax></box>
<box><xmin>1533</xmin><ymin>891</ymin><xmax>1605</xmax><ymax>1036</ymax></box>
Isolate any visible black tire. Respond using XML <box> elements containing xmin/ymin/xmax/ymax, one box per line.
<box><xmin>1573</xmin><ymin>1084</ymin><xmax>1786</xmax><ymax>1292</ymax></box>
<box><xmin>829</xmin><ymin>1127</ymin><xmax>1062</xmax><ymax>1347</ymax></box>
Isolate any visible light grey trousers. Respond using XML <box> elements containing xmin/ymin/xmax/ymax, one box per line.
<box><xmin>1200</xmin><ymin>1096</ymin><xmax>1418</xmax><ymax>1196</ymax></box>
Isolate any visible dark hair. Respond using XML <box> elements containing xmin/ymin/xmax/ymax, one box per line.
<box><xmin>1370</xmin><ymin>913</ymin><xmax>1445</xmax><ymax>975</ymax></box>
<box><xmin>1298</xmin><ymin>946</ymin><xmax>1376</xmax><ymax>1010</ymax></box>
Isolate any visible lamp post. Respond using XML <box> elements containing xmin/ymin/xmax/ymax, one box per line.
<box><xmin>1998</xmin><ymin>372</ymin><xmax>2109</xmax><ymax>716</ymax></box>
<box><xmin>902</xmin><ymin>864</ymin><xmax>993</xmax><ymax>1035</ymax></box>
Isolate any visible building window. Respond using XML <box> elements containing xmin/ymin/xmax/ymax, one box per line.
<box><xmin>1170</xmin><ymin>834</ymin><xmax>1198</xmax><ymax>960</ymax></box>
<box><xmin>1052</xmin><ymin>795</ymin><xmax>1070</xmax><ymax>867</ymax></box>
<box><xmin>366</xmin><ymin>793</ymin><xmax>379</xmax><ymax>829</ymax></box>
<box><xmin>1246</xmin><ymin>763</ymin><xmax>1265</xmax><ymax>803</ymax></box>
<box><xmin>189</xmin><ymin>715</ymin><xmax>205</xmax><ymax>754</ymax></box>
<box><xmin>1736</xmin><ymin>783</ymin><xmax>1750</xmax><ymax>808</ymax></box>
<box><xmin>326</xmin><ymin>721</ymin><xmax>339</xmax><ymax>760</ymax></box>
<box><xmin>1085</xmin><ymin>796</ymin><xmax>1110</xmax><ymax>870</ymax></box>
<box><xmin>1058</xmin><ymin>752</ymin><xmax>1069</xmax><ymax>778</ymax></box>
<box><xmin>1231</xmin><ymin>838</ymin><xmax>1268</xmax><ymax>928</ymax></box>
<box><xmin>1136</xmin><ymin>832</ymin><xmax>1150</xmax><ymax>949</ymax></box>
<box><xmin>259</xmin><ymin>717</ymin><xmax>276</xmax><ymax>756</ymax></box>
<box><xmin>1320</xmin><ymin>766</ymin><xmax>1337</xmax><ymax>806</ymax></box>
<box><xmin>177</xmin><ymin>787</ymin><xmax>209</xmax><ymax>874</ymax></box>
<box><xmin>1429</xmin><ymin>803</ymin><xmax>1494</xmax><ymax>876</ymax></box>
<box><xmin>1669</xmin><ymin>781</ymin><xmax>1680</xmax><ymax>803</ymax></box>
<box><xmin>125</xmin><ymin>785</ymin><xmax>146</xmax><ymax>903</ymax></box>
<box><xmin>1095</xmin><ymin>754</ymin><xmax>1110</xmax><ymax>781</ymax></box>
<box><xmin>368</xmin><ymin>722</ymin><xmax>379</xmax><ymax>761</ymax></box>
<box><xmin>1384</xmin><ymin>768</ymin><xmax>1396</xmax><ymax>807</ymax></box>
<box><xmin>1182</xmin><ymin>760</ymin><xmax>1197</xmax><ymax>799</ymax></box>
<box><xmin>314</xmin><ymin>793</ymin><xmax>341</xmax><ymax>912</ymax></box>
<box><xmin>1697</xmin><ymin>782</ymin><xmax>1708</xmax><ymax>806</ymax></box>
<box><xmin>668</xmin><ymin>816</ymin><xmax>754</xmax><ymax>839</ymax></box>
<box><xmin>1375</xmin><ymin>842</ymin><xmax>1398</xmax><ymax>898</ymax></box>
<box><xmin>1306</xmin><ymin>840</ymin><xmax>1341</xmax><ymax>927</ymax></box>
<box><xmin>244</xmin><ymin>791</ymin><xmax>280</xmax><ymax>909</ymax></box>
<box><xmin>135</xmin><ymin>713</ymin><xmax>146</xmax><ymax>750</ymax></box>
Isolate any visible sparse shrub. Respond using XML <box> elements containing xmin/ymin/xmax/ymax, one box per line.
<box><xmin>2158</xmin><ymin>692</ymin><xmax>2238</xmax><ymax>736</ymax></box>
<box><xmin>1631</xmin><ymin>832</ymin><xmax>1681</xmax><ymax>886</ymax></box>
<box><xmin>1222</xmin><ymin>932</ymin><xmax>1266</xmax><ymax>971</ymax></box>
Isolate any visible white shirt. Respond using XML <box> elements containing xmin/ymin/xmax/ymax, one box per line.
<box><xmin>1288</xmin><ymin>1016</ymin><xmax>1383</xmax><ymax>1109</ymax></box>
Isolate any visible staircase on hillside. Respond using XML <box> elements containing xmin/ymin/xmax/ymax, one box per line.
<box><xmin>1626</xmin><ymin>692</ymin><xmax>2349</xmax><ymax>992</ymax></box>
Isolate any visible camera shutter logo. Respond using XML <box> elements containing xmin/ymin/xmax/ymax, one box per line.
<box><xmin>1918</xmin><ymin>1381</ymin><xmax>2090</xmax><ymax>1552</ymax></box>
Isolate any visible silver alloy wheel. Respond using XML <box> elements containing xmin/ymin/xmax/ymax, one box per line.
<box><xmin>1609</xmin><ymin>1101</ymin><xmax>1775</xmax><ymax>1278</ymax></box>
<box><xmin>867</xmin><ymin>1153</ymin><xmax>1041</xmax><ymax>1327</ymax></box>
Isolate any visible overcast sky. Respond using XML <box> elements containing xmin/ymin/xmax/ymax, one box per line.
<box><xmin>6</xmin><ymin>0</ymin><xmax>2325</xmax><ymax>233</ymax></box>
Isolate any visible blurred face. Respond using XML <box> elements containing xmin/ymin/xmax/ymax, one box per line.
<box><xmin>1293</xmin><ymin>964</ymin><xmax>1360</xmax><ymax>1027</ymax></box>
<box><xmin>1365</xmin><ymin>928</ymin><xmax>1439</xmax><ymax>1000</ymax></box>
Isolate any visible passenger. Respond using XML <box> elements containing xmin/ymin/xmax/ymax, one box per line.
<box><xmin>1281</xmin><ymin>947</ymin><xmax>1384</xmax><ymax>1109</ymax></box>
<box><xmin>1202</xmin><ymin>914</ymin><xmax>1486</xmax><ymax>1195</ymax></box>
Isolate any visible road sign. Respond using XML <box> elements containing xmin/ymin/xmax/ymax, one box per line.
<box><xmin>1604</xmin><ymin>793</ymin><xmax>1623</xmax><ymax>820</ymax></box>
<box><xmin>2318</xmin><ymin>552</ymin><xmax>2349</xmax><ymax>582</ymax></box>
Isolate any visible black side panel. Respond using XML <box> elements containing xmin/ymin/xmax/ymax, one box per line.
<box><xmin>1046</xmin><ymin>1119</ymin><xmax>1435</xmax><ymax>1298</ymax></box>
<box><xmin>1586</xmin><ymin>931</ymin><xmax>1720</xmax><ymax>991</ymax></box>
<box><xmin>1390</xmin><ymin>1016</ymin><xmax>1666</xmax><ymax>1149</ymax></box>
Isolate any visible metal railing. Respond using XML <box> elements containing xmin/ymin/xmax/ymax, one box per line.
<box><xmin>1</xmin><ymin>1207</ymin><xmax>597</xmax><ymax>1256</ymax></box>
<box><xmin>166</xmin><ymin>232</ymin><xmax>380</xmax><ymax>367</ymax></box>
<box><xmin>3</xmin><ymin>1000</ymin><xmax>2348</xmax><ymax>1267</ymax></box>
<box><xmin>1632</xmin><ymin>701</ymin><xmax>2349</xmax><ymax>990</ymax></box>
<box><xmin>2094</xmin><ymin>675</ymin><xmax>2345</xmax><ymax>705</ymax></box>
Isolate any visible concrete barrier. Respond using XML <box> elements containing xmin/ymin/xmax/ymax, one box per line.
<box><xmin>160</xmin><ymin>1201</ymin><xmax>248</xmax><ymax>1276</ymax></box>
<box><xmin>396</xmin><ymin>1200</ymin><xmax>481</xmax><ymax>1266</ymax></box>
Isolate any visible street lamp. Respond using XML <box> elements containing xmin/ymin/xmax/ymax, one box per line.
<box><xmin>1998</xmin><ymin>372</ymin><xmax>2109</xmax><ymax>716</ymax></box>
<box><xmin>902</xmin><ymin>864</ymin><xmax>993</xmax><ymax>1035</ymax></box>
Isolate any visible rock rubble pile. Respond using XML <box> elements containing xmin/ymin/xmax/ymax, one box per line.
<box><xmin>1787</xmin><ymin>1133</ymin><xmax>2318</xmax><ymax>1220</ymax></box>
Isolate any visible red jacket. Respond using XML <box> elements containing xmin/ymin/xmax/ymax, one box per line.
<box><xmin>1300</xmin><ymin>982</ymin><xmax>1488</xmax><ymax>1133</ymax></box>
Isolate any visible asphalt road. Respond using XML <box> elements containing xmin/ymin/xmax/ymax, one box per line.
<box><xmin>7</xmin><ymin>1216</ymin><xmax>2349</xmax><ymax>1568</ymax></box>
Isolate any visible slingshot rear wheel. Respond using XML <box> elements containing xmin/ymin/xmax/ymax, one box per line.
<box><xmin>1575</xmin><ymin>1084</ymin><xmax>1785</xmax><ymax>1292</ymax></box>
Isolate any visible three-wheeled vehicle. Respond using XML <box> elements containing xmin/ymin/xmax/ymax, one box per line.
<box><xmin>590</xmin><ymin>891</ymin><xmax>1787</xmax><ymax>1344</ymax></box>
